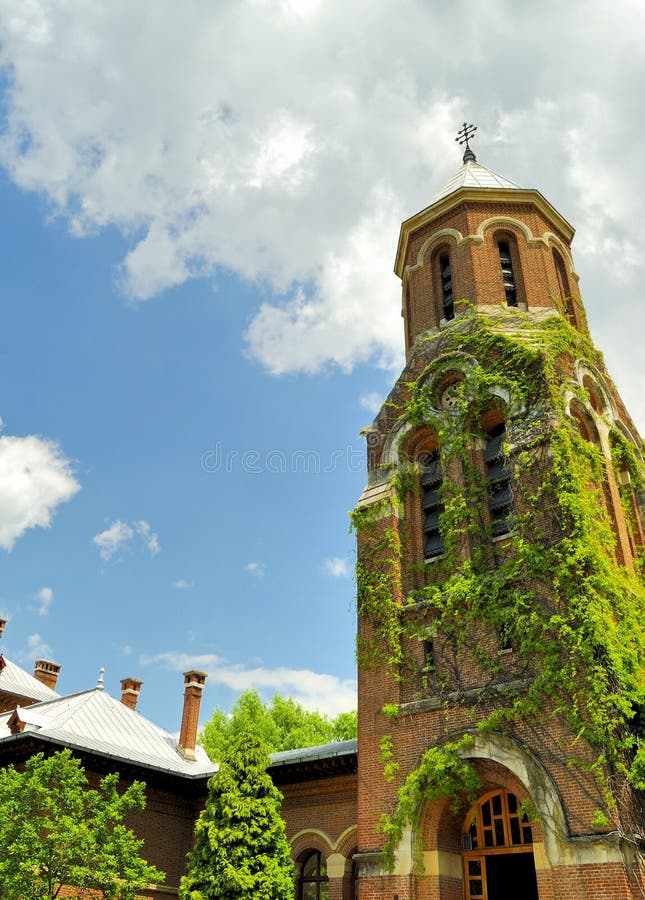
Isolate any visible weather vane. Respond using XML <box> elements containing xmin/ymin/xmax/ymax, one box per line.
<box><xmin>456</xmin><ymin>122</ymin><xmax>477</xmax><ymax>163</ymax></box>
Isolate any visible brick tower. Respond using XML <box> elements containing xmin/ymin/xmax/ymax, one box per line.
<box><xmin>353</xmin><ymin>128</ymin><xmax>645</xmax><ymax>899</ymax></box>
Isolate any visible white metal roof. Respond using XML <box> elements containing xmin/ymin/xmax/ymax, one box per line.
<box><xmin>0</xmin><ymin>657</ymin><xmax>59</xmax><ymax>703</ymax></box>
<box><xmin>0</xmin><ymin>687</ymin><xmax>217</xmax><ymax>779</ymax></box>
<box><xmin>270</xmin><ymin>738</ymin><xmax>357</xmax><ymax>768</ymax></box>
<box><xmin>432</xmin><ymin>159</ymin><xmax>521</xmax><ymax>203</ymax></box>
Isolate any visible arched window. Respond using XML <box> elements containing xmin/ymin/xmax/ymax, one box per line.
<box><xmin>432</xmin><ymin>245</ymin><xmax>456</xmax><ymax>324</ymax></box>
<box><xmin>420</xmin><ymin>447</ymin><xmax>445</xmax><ymax>558</ymax></box>
<box><xmin>494</xmin><ymin>233</ymin><xmax>525</xmax><ymax>309</ymax></box>
<box><xmin>484</xmin><ymin>422</ymin><xmax>513</xmax><ymax>536</ymax></box>
<box><xmin>463</xmin><ymin>790</ymin><xmax>533</xmax><ymax>852</ymax></box>
<box><xmin>582</xmin><ymin>375</ymin><xmax>605</xmax><ymax>415</ymax></box>
<box><xmin>439</xmin><ymin>252</ymin><xmax>455</xmax><ymax>321</ymax></box>
<box><xmin>462</xmin><ymin>790</ymin><xmax>538</xmax><ymax>900</ymax></box>
<box><xmin>299</xmin><ymin>850</ymin><xmax>329</xmax><ymax>900</ymax></box>
<box><xmin>498</xmin><ymin>241</ymin><xmax>517</xmax><ymax>307</ymax></box>
<box><xmin>570</xmin><ymin>401</ymin><xmax>628</xmax><ymax>567</ymax></box>
<box><xmin>553</xmin><ymin>248</ymin><xmax>576</xmax><ymax>325</ymax></box>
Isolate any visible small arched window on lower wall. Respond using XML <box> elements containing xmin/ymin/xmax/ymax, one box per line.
<box><xmin>484</xmin><ymin>422</ymin><xmax>513</xmax><ymax>537</ymax></box>
<box><xmin>299</xmin><ymin>850</ymin><xmax>329</xmax><ymax>900</ymax></box>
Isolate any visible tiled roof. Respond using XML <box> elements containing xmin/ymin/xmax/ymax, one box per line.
<box><xmin>432</xmin><ymin>159</ymin><xmax>521</xmax><ymax>203</ymax></box>
<box><xmin>0</xmin><ymin>687</ymin><xmax>217</xmax><ymax>779</ymax></box>
<box><xmin>0</xmin><ymin>657</ymin><xmax>59</xmax><ymax>704</ymax></box>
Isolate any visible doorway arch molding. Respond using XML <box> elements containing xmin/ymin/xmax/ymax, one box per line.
<box><xmin>388</xmin><ymin>730</ymin><xmax>626</xmax><ymax>876</ymax></box>
<box><xmin>458</xmin><ymin>730</ymin><xmax>624</xmax><ymax>869</ymax></box>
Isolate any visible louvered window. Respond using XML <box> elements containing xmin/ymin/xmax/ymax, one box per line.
<box><xmin>498</xmin><ymin>241</ymin><xmax>518</xmax><ymax>307</ymax></box>
<box><xmin>484</xmin><ymin>424</ymin><xmax>513</xmax><ymax>536</ymax></box>
<box><xmin>440</xmin><ymin>253</ymin><xmax>455</xmax><ymax>321</ymax></box>
<box><xmin>421</xmin><ymin>450</ymin><xmax>445</xmax><ymax>558</ymax></box>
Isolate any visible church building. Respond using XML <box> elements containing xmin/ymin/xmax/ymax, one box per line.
<box><xmin>280</xmin><ymin>127</ymin><xmax>645</xmax><ymax>900</ymax></box>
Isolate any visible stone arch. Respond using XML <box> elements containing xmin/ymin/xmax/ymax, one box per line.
<box><xmin>544</xmin><ymin>232</ymin><xmax>578</xmax><ymax>279</ymax></box>
<box><xmin>457</xmin><ymin>730</ymin><xmax>623</xmax><ymax>869</ymax></box>
<box><xmin>380</xmin><ymin>417</ymin><xmax>415</xmax><ymax>467</ymax></box>
<box><xmin>290</xmin><ymin>828</ymin><xmax>334</xmax><ymax>862</ymax></box>
<box><xmin>475</xmin><ymin>215</ymin><xmax>543</xmax><ymax>247</ymax></box>
<box><xmin>569</xmin><ymin>397</ymin><xmax>602</xmax><ymax>446</ymax></box>
<box><xmin>389</xmin><ymin>732</ymin><xmax>566</xmax><ymax>869</ymax></box>
<box><xmin>414</xmin><ymin>227</ymin><xmax>465</xmax><ymax>271</ymax></box>
<box><xmin>611</xmin><ymin>419</ymin><xmax>643</xmax><ymax>459</ymax></box>
<box><xmin>573</xmin><ymin>361</ymin><xmax>614</xmax><ymax>418</ymax></box>
<box><xmin>334</xmin><ymin>824</ymin><xmax>358</xmax><ymax>858</ymax></box>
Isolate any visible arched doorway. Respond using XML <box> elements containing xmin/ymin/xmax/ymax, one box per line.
<box><xmin>462</xmin><ymin>789</ymin><xmax>538</xmax><ymax>900</ymax></box>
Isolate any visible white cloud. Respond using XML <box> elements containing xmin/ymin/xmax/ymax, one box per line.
<box><xmin>93</xmin><ymin>518</ymin><xmax>160</xmax><ymax>560</ymax></box>
<box><xmin>20</xmin><ymin>632</ymin><xmax>53</xmax><ymax>663</ymax></box>
<box><xmin>142</xmin><ymin>650</ymin><xmax>357</xmax><ymax>718</ymax></box>
<box><xmin>0</xmin><ymin>3</ymin><xmax>644</xmax><ymax>429</ymax></box>
<box><xmin>174</xmin><ymin>579</ymin><xmax>194</xmax><ymax>590</ymax></box>
<box><xmin>35</xmin><ymin>586</ymin><xmax>53</xmax><ymax>617</ymax></box>
<box><xmin>135</xmin><ymin>520</ymin><xmax>161</xmax><ymax>555</ymax></box>
<box><xmin>245</xmin><ymin>561</ymin><xmax>265</xmax><ymax>578</ymax></box>
<box><xmin>121</xmin><ymin>644</ymin><xmax>133</xmax><ymax>656</ymax></box>
<box><xmin>93</xmin><ymin>520</ymin><xmax>134</xmax><ymax>560</ymax></box>
<box><xmin>323</xmin><ymin>556</ymin><xmax>350</xmax><ymax>578</ymax></box>
<box><xmin>0</xmin><ymin>432</ymin><xmax>80</xmax><ymax>551</ymax></box>
<box><xmin>359</xmin><ymin>392</ymin><xmax>383</xmax><ymax>414</ymax></box>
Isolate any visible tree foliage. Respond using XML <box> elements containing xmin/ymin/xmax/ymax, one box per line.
<box><xmin>180</xmin><ymin>730</ymin><xmax>293</xmax><ymax>900</ymax></box>
<box><xmin>200</xmin><ymin>689</ymin><xmax>356</xmax><ymax>760</ymax></box>
<box><xmin>0</xmin><ymin>748</ymin><xmax>163</xmax><ymax>900</ymax></box>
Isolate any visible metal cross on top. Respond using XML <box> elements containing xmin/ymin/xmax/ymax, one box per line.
<box><xmin>456</xmin><ymin>122</ymin><xmax>477</xmax><ymax>162</ymax></box>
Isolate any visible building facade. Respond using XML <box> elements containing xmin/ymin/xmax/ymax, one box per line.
<box><xmin>350</xmin><ymin>140</ymin><xmax>645</xmax><ymax>899</ymax></box>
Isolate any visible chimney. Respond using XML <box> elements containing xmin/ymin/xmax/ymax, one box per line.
<box><xmin>120</xmin><ymin>677</ymin><xmax>143</xmax><ymax>711</ymax></box>
<box><xmin>178</xmin><ymin>669</ymin><xmax>207</xmax><ymax>760</ymax></box>
<box><xmin>33</xmin><ymin>659</ymin><xmax>61</xmax><ymax>691</ymax></box>
<box><xmin>0</xmin><ymin>618</ymin><xmax>7</xmax><ymax>640</ymax></box>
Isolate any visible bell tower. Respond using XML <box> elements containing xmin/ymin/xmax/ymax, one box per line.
<box><xmin>354</xmin><ymin>127</ymin><xmax>645</xmax><ymax>900</ymax></box>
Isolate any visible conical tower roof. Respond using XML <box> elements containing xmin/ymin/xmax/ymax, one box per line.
<box><xmin>431</xmin><ymin>158</ymin><xmax>522</xmax><ymax>203</ymax></box>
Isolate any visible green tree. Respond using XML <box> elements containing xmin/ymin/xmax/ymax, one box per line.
<box><xmin>180</xmin><ymin>730</ymin><xmax>293</xmax><ymax>900</ymax></box>
<box><xmin>200</xmin><ymin>689</ymin><xmax>356</xmax><ymax>760</ymax></box>
<box><xmin>0</xmin><ymin>748</ymin><xmax>163</xmax><ymax>900</ymax></box>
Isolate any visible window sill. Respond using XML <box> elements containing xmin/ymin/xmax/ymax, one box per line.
<box><xmin>424</xmin><ymin>553</ymin><xmax>446</xmax><ymax>564</ymax></box>
<box><xmin>492</xmin><ymin>530</ymin><xmax>516</xmax><ymax>543</ymax></box>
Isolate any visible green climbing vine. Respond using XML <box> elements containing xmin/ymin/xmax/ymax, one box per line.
<box><xmin>352</xmin><ymin>307</ymin><xmax>645</xmax><ymax>868</ymax></box>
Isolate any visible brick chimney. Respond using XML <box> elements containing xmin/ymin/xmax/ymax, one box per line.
<box><xmin>33</xmin><ymin>659</ymin><xmax>61</xmax><ymax>691</ymax></box>
<box><xmin>177</xmin><ymin>669</ymin><xmax>207</xmax><ymax>760</ymax></box>
<box><xmin>0</xmin><ymin>618</ymin><xmax>7</xmax><ymax>639</ymax></box>
<box><xmin>120</xmin><ymin>677</ymin><xmax>143</xmax><ymax>711</ymax></box>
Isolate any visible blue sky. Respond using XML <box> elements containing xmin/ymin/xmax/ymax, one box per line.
<box><xmin>1</xmin><ymin>1</ymin><xmax>644</xmax><ymax>734</ymax></box>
